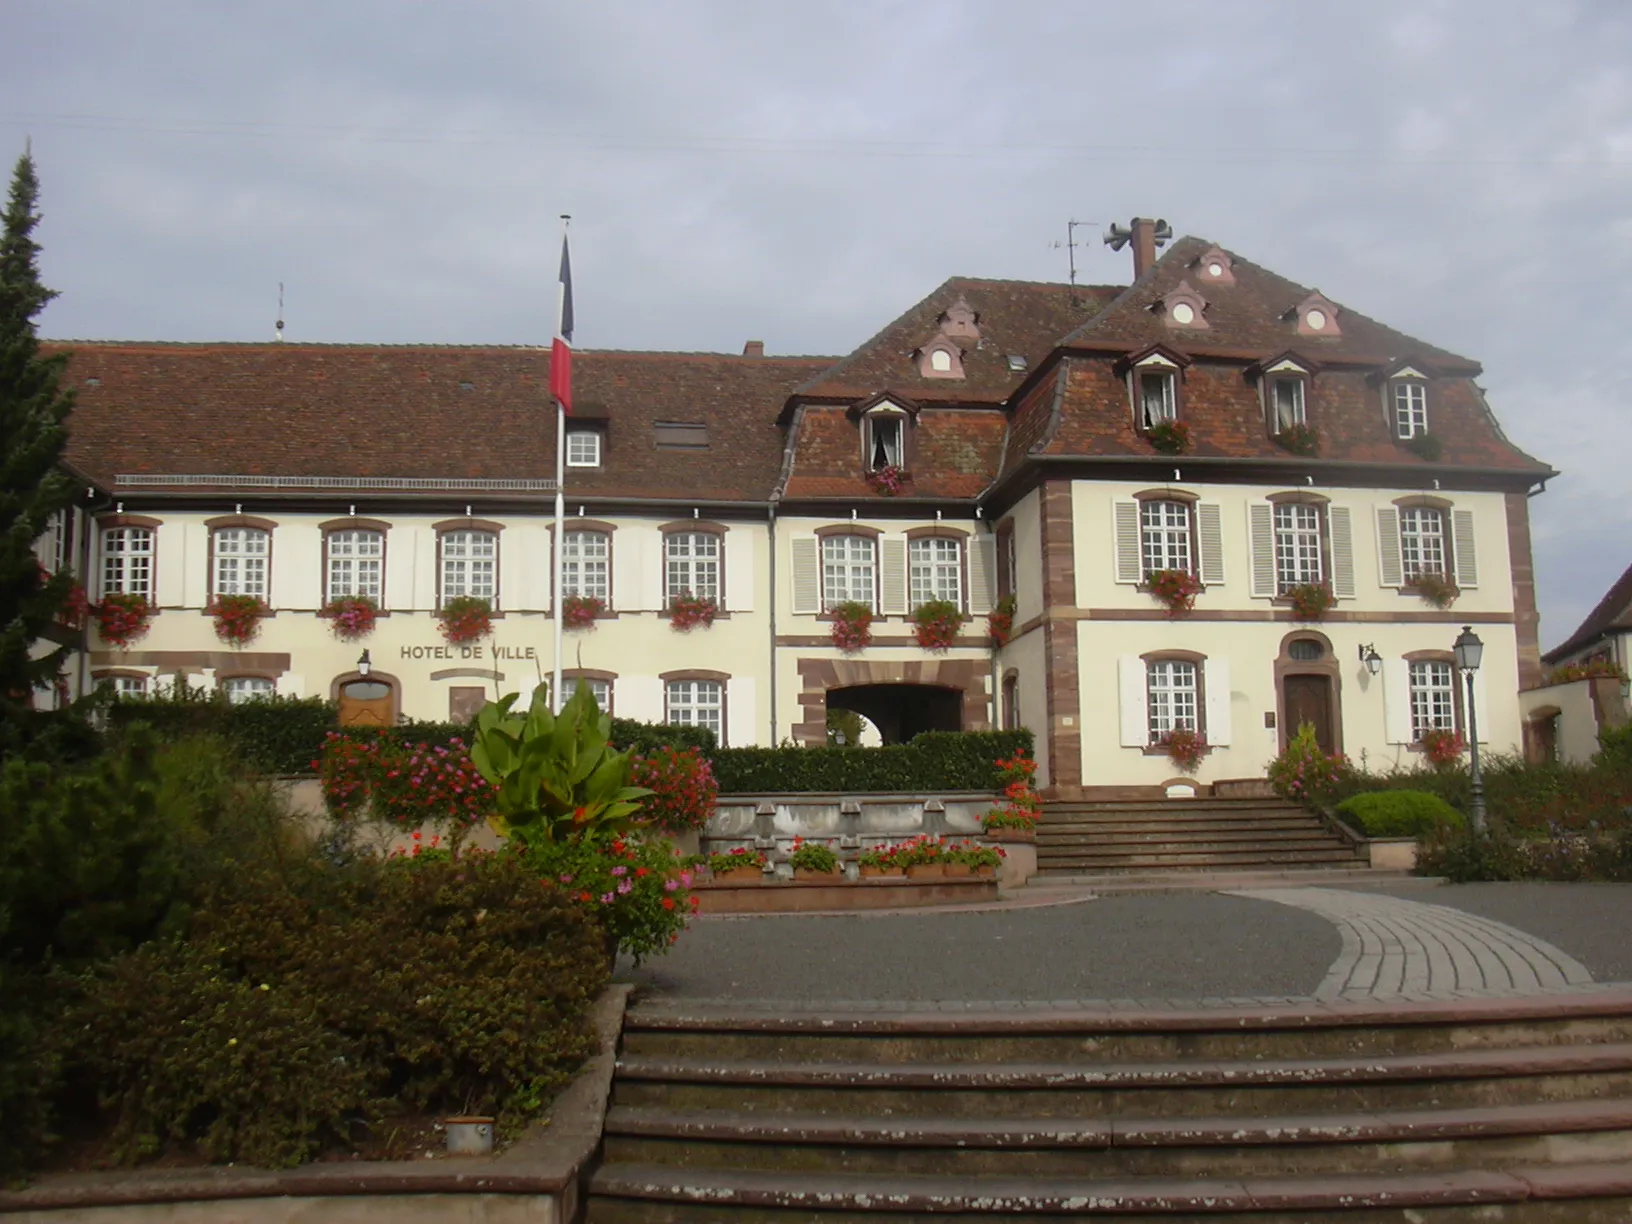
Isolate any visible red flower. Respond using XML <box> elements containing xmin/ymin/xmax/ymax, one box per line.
<box><xmin>662</xmin><ymin>897</ymin><xmax>675</xmax><ymax>910</ymax></box>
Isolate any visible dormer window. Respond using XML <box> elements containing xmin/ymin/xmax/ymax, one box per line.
<box><xmin>868</xmin><ymin>415</ymin><xmax>904</xmax><ymax>469</ymax></box>
<box><xmin>1139</xmin><ymin>369</ymin><xmax>1176</xmax><ymax>428</ymax></box>
<box><xmin>1270</xmin><ymin>376</ymin><xmax>1306</xmax><ymax>431</ymax></box>
<box><xmin>1159</xmin><ymin>280</ymin><xmax>1209</xmax><ymax>330</ymax></box>
<box><xmin>930</xmin><ymin>349</ymin><xmax>952</xmax><ymax>372</ymax></box>
<box><xmin>566</xmin><ymin>429</ymin><xmax>602</xmax><ymax>467</ymax></box>
<box><xmin>1392</xmin><ymin>375</ymin><xmax>1429</xmax><ymax>439</ymax></box>
<box><xmin>1292</xmin><ymin>292</ymin><xmax>1341</xmax><ymax>337</ymax></box>
<box><xmin>937</xmin><ymin>297</ymin><xmax>981</xmax><ymax>343</ymax></box>
<box><xmin>1195</xmin><ymin>246</ymin><xmax>1235</xmax><ymax>286</ymax></box>
<box><xmin>917</xmin><ymin>339</ymin><xmax>964</xmax><ymax>379</ymax></box>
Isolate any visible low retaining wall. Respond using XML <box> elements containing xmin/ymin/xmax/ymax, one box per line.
<box><xmin>705</xmin><ymin>791</ymin><xmax>995</xmax><ymax>857</ymax></box>
<box><xmin>694</xmin><ymin>876</ymin><xmax>1000</xmax><ymax>914</ymax></box>
<box><xmin>0</xmin><ymin>987</ymin><xmax>632</xmax><ymax>1224</ymax></box>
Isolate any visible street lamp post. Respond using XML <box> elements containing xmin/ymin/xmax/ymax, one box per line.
<box><xmin>1452</xmin><ymin>626</ymin><xmax>1487</xmax><ymax>835</ymax></box>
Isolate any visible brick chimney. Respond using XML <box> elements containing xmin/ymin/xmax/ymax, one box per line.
<box><xmin>742</xmin><ymin>340</ymin><xmax>764</xmax><ymax>357</ymax></box>
<box><xmin>1131</xmin><ymin>218</ymin><xmax>1157</xmax><ymax>280</ymax></box>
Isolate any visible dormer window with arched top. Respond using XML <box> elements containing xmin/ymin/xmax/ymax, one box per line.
<box><xmin>1290</xmin><ymin>292</ymin><xmax>1341</xmax><ymax>337</ymax></box>
<box><xmin>1120</xmin><ymin>349</ymin><xmax>1188</xmax><ymax>432</ymax></box>
<box><xmin>858</xmin><ymin>401</ymin><xmax>911</xmax><ymax>471</ymax></box>
<box><xmin>1158</xmin><ymin>281</ymin><xmax>1209</xmax><ymax>330</ymax></box>
<box><xmin>916</xmin><ymin>339</ymin><xmax>964</xmax><ymax>379</ymax></box>
<box><xmin>1194</xmin><ymin>246</ymin><xmax>1235</xmax><ymax>286</ymax></box>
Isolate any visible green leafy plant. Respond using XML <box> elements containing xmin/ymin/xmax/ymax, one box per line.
<box><xmin>1267</xmin><ymin>722</ymin><xmax>1354</xmax><ymax>807</ymax></box>
<box><xmin>981</xmin><ymin>749</ymin><xmax>1040</xmax><ymax>833</ymax></box>
<box><xmin>1275</xmin><ymin>422</ymin><xmax>1320</xmax><ymax>456</ymax></box>
<box><xmin>1147</xmin><ymin>419</ymin><xmax>1190</xmax><ymax>454</ymax></box>
<box><xmin>1406</xmin><ymin>572</ymin><xmax>1459</xmax><ymax>609</ymax></box>
<box><xmin>1286</xmin><ymin>582</ymin><xmax>1335</xmax><ymax>621</ymax></box>
<box><xmin>1335</xmin><ymin>790</ymin><xmax>1467</xmax><ymax>838</ymax></box>
<box><xmin>911</xmin><ymin>600</ymin><xmax>963</xmax><ymax>651</ymax></box>
<box><xmin>947</xmin><ymin>841</ymin><xmax>1004</xmax><ymax>870</ymax></box>
<box><xmin>788</xmin><ymin>838</ymin><xmax>840</xmax><ymax>875</ymax></box>
<box><xmin>1404</xmin><ymin>432</ymin><xmax>1444</xmax><ymax>462</ymax></box>
<box><xmin>469</xmin><ymin>685</ymin><xmax>652</xmax><ymax>846</ymax></box>
<box><xmin>1546</xmin><ymin>659</ymin><xmax>1629</xmax><ymax>685</ymax></box>
<box><xmin>710</xmin><ymin>729</ymin><xmax>1033</xmax><ymax>794</ymax></box>
<box><xmin>857</xmin><ymin>842</ymin><xmax>906</xmax><ymax>872</ymax></box>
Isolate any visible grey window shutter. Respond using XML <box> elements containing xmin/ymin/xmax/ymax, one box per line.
<box><xmin>1452</xmin><ymin>509</ymin><xmax>1479</xmax><ymax>589</ymax></box>
<box><xmin>1197</xmin><ymin>502</ymin><xmax>1225</xmax><ymax>586</ymax></box>
<box><xmin>1248</xmin><ymin>502</ymin><xmax>1276</xmax><ymax>598</ymax></box>
<box><xmin>1113</xmin><ymin>500</ymin><xmax>1142</xmax><ymax>583</ymax></box>
<box><xmin>1329</xmin><ymin>506</ymin><xmax>1355</xmax><ymax>599</ymax></box>
<box><xmin>1376</xmin><ymin>507</ymin><xmax>1403</xmax><ymax>588</ymax></box>
<box><xmin>1118</xmin><ymin>656</ymin><xmax>1148</xmax><ymax>747</ymax></box>
<box><xmin>790</xmin><ymin>536</ymin><xmax>819</xmax><ymax>614</ymax></box>
<box><xmin>968</xmin><ymin>536</ymin><xmax>996</xmax><ymax>614</ymax></box>
<box><xmin>880</xmin><ymin>537</ymin><xmax>908</xmax><ymax>615</ymax></box>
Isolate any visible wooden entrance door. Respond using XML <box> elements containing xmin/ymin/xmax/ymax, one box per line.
<box><xmin>338</xmin><ymin>679</ymin><xmax>394</xmax><ymax>727</ymax></box>
<box><xmin>1283</xmin><ymin>674</ymin><xmax>1335</xmax><ymax>753</ymax></box>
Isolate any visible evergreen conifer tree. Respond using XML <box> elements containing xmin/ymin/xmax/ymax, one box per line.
<box><xmin>0</xmin><ymin>149</ymin><xmax>76</xmax><ymax>739</ymax></box>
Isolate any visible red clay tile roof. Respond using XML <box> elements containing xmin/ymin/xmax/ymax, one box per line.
<box><xmin>781</xmin><ymin>405</ymin><xmax>1006</xmax><ymax>501</ymax></box>
<box><xmin>1543</xmin><ymin>560</ymin><xmax>1632</xmax><ymax>664</ymax></box>
<box><xmin>52</xmin><ymin>343</ymin><xmax>832</xmax><ymax>503</ymax></box>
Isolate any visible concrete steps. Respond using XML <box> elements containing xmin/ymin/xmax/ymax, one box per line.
<box><xmin>584</xmin><ymin>993</ymin><xmax>1632</xmax><ymax>1220</ymax></box>
<box><xmin>1037</xmin><ymin>794</ymin><xmax>1367</xmax><ymax>878</ymax></box>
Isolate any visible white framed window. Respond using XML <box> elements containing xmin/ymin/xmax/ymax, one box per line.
<box><xmin>101</xmin><ymin>526</ymin><xmax>154</xmax><ymax>598</ymax></box>
<box><xmin>1140</xmin><ymin>500</ymin><xmax>1192</xmax><ymax>576</ymax></box>
<box><xmin>821</xmin><ymin>534</ymin><xmax>876</xmax><ymax>610</ymax></box>
<box><xmin>564</xmin><ymin>676</ymin><xmax>611</xmax><ymax>711</ymax></box>
<box><xmin>325</xmin><ymin>530</ymin><xmax>383</xmax><ymax>602</ymax></box>
<box><xmin>1146</xmin><ymin>660</ymin><xmax>1199</xmax><ymax>743</ymax></box>
<box><xmin>1409</xmin><ymin>661</ymin><xmax>1457</xmax><ymax>740</ymax></box>
<box><xmin>222</xmin><ymin>676</ymin><xmax>275</xmax><ymax>705</ymax></box>
<box><xmin>108</xmin><ymin>675</ymin><xmax>149</xmax><ymax>699</ymax></box>
<box><xmin>1273</xmin><ymin>503</ymin><xmax>1323</xmax><ymax>592</ymax></box>
<box><xmin>562</xmin><ymin>530</ymin><xmax>610</xmax><ymax>600</ymax></box>
<box><xmin>440</xmin><ymin>530</ymin><xmax>496</xmax><ymax>603</ymax></box>
<box><xmin>566</xmin><ymin>430</ymin><xmax>601</xmax><ymax>467</ymax></box>
<box><xmin>666</xmin><ymin>679</ymin><xmax>724</xmax><ymax>741</ymax></box>
<box><xmin>1399</xmin><ymin>507</ymin><xmax>1447</xmax><ymax>580</ymax></box>
<box><xmin>1270</xmin><ymin>376</ymin><xmax>1306</xmax><ymax>431</ymax></box>
<box><xmin>867</xmin><ymin>415</ymin><xmax>904</xmax><ymax>470</ymax></box>
<box><xmin>212</xmin><ymin>528</ymin><xmax>269</xmax><ymax>599</ymax></box>
<box><xmin>1138</xmin><ymin>369</ymin><xmax>1176</xmax><ymax>429</ymax></box>
<box><xmin>1393</xmin><ymin>380</ymin><xmax>1428</xmax><ymax>439</ymax></box>
<box><xmin>664</xmin><ymin>531</ymin><xmax>720</xmax><ymax>603</ymax></box>
<box><xmin>909</xmin><ymin>537</ymin><xmax>962</xmax><ymax>608</ymax></box>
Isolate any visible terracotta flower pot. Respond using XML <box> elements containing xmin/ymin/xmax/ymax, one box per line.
<box><xmin>858</xmin><ymin>865</ymin><xmax>895</xmax><ymax>879</ymax></box>
<box><xmin>984</xmin><ymin>827</ymin><xmax>1036</xmax><ymax>844</ymax></box>
<box><xmin>975</xmin><ymin>865</ymin><xmax>997</xmax><ymax>879</ymax></box>
<box><xmin>795</xmin><ymin>868</ymin><xmax>844</xmax><ymax>882</ymax></box>
<box><xmin>718</xmin><ymin>866</ymin><xmax>764</xmax><ymax>884</ymax></box>
<box><xmin>905</xmin><ymin>863</ymin><xmax>945</xmax><ymax>880</ymax></box>
<box><xmin>943</xmin><ymin>861</ymin><xmax>972</xmax><ymax>878</ymax></box>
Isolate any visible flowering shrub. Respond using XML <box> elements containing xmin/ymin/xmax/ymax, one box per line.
<box><xmin>522</xmin><ymin>833</ymin><xmax>696</xmax><ymax>964</ymax></box>
<box><xmin>1286</xmin><ymin>582</ymin><xmax>1334</xmax><ymax>621</ymax></box>
<box><xmin>1419</xmin><ymin>727</ymin><xmax>1466</xmax><ymax>768</ymax></box>
<box><xmin>1545</xmin><ymin>659</ymin><xmax>1629</xmax><ymax>685</ymax></box>
<box><xmin>322</xmin><ymin>595</ymin><xmax>378</xmax><ymax>641</ymax></box>
<box><xmin>706</xmin><ymin>846</ymin><xmax>767</xmax><ymax>875</ymax></box>
<box><xmin>315</xmin><ymin>731</ymin><xmax>495</xmax><ymax>843</ymax></box>
<box><xmin>988</xmin><ymin>595</ymin><xmax>1015</xmax><ymax>647</ymax></box>
<box><xmin>562</xmin><ymin>594</ymin><xmax>604</xmax><ymax>630</ymax></box>
<box><xmin>1275</xmin><ymin>423</ymin><xmax>1320</xmax><ymax>456</ymax></box>
<box><xmin>1148</xmin><ymin>420</ymin><xmax>1190</xmax><ymax>454</ymax></box>
<box><xmin>912</xmin><ymin>599</ymin><xmax>962</xmax><ymax>651</ymax></box>
<box><xmin>209</xmin><ymin>594</ymin><xmax>268</xmax><ymax>646</ymax></box>
<box><xmin>1404</xmin><ymin>432</ymin><xmax>1444</xmax><ymax>462</ymax></box>
<box><xmin>1406</xmin><ymin>572</ymin><xmax>1459</xmax><ymax>610</ymax></box>
<box><xmin>981</xmin><ymin>750</ymin><xmax>1041</xmax><ymax>833</ymax></box>
<box><xmin>667</xmin><ymin>592</ymin><xmax>718</xmax><ymax>632</ymax></box>
<box><xmin>947</xmin><ymin>840</ymin><xmax>1005</xmax><ymax>870</ymax></box>
<box><xmin>895</xmin><ymin>833</ymin><xmax>949</xmax><ymax>867</ymax></box>
<box><xmin>438</xmin><ymin>595</ymin><xmax>492</xmax><ymax>644</ymax></box>
<box><xmin>96</xmin><ymin>592</ymin><xmax>154</xmax><ymax>649</ymax></box>
<box><xmin>629</xmin><ymin>746</ymin><xmax>718</xmax><ymax>833</ymax></box>
<box><xmin>56</xmin><ymin>578</ymin><xmax>89</xmax><ymax>628</ymax></box>
<box><xmin>789</xmin><ymin>837</ymin><xmax>840</xmax><ymax>875</ymax></box>
<box><xmin>1146</xmin><ymin>569</ymin><xmax>1202</xmax><ymax>617</ymax></box>
<box><xmin>1159</xmin><ymin>727</ymin><xmax>1209</xmax><ymax>772</ymax></box>
<box><xmin>830</xmin><ymin>601</ymin><xmax>873</xmax><ymax>652</ymax></box>
<box><xmin>868</xmin><ymin>464</ymin><xmax>907</xmax><ymax>496</ymax></box>
<box><xmin>1267</xmin><ymin>722</ymin><xmax>1353</xmax><ymax>807</ymax></box>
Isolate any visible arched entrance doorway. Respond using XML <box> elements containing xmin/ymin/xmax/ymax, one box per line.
<box><xmin>1275</xmin><ymin>632</ymin><xmax>1343</xmax><ymax>754</ymax></box>
<box><xmin>828</xmin><ymin>683</ymin><xmax>961</xmax><ymax>745</ymax></box>
<box><xmin>794</xmin><ymin>656</ymin><xmax>989</xmax><ymax>745</ymax></box>
<box><xmin>333</xmin><ymin>671</ymin><xmax>398</xmax><ymax>727</ymax></box>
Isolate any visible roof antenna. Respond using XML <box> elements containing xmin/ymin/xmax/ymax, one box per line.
<box><xmin>1050</xmin><ymin>219</ymin><xmax>1097</xmax><ymax>307</ymax></box>
<box><xmin>274</xmin><ymin>282</ymin><xmax>285</xmax><ymax>343</ymax></box>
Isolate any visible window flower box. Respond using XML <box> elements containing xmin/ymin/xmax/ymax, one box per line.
<box><xmin>1406</xmin><ymin>572</ymin><xmax>1459</xmax><ymax>610</ymax></box>
<box><xmin>668</xmin><ymin>592</ymin><xmax>718</xmax><ymax>632</ymax></box>
<box><xmin>438</xmin><ymin>595</ymin><xmax>492</xmax><ymax>644</ymax></box>
<box><xmin>867</xmin><ymin>464</ymin><xmax>908</xmax><ymax>496</ymax></box>
<box><xmin>830</xmin><ymin>601</ymin><xmax>873</xmax><ymax>652</ymax></box>
<box><xmin>562</xmin><ymin>593</ymin><xmax>605</xmax><ymax>630</ymax></box>
<box><xmin>1404</xmin><ymin>432</ymin><xmax>1444</xmax><ymax>462</ymax></box>
<box><xmin>1274</xmin><ymin>423</ymin><xmax>1320</xmax><ymax>456</ymax></box>
<box><xmin>1146</xmin><ymin>569</ymin><xmax>1202</xmax><ymax>617</ymax></box>
<box><xmin>1147</xmin><ymin>420</ymin><xmax>1190</xmax><ymax>455</ymax></box>
<box><xmin>95</xmin><ymin>592</ymin><xmax>154</xmax><ymax>649</ymax></box>
<box><xmin>208</xmin><ymin>595</ymin><xmax>268</xmax><ymax>647</ymax></box>
<box><xmin>987</xmin><ymin>595</ymin><xmax>1016</xmax><ymax>647</ymax></box>
<box><xmin>911</xmin><ymin>599</ymin><xmax>962</xmax><ymax>652</ymax></box>
<box><xmin>1286</xmin><ymin>582</ymin><xmax>1335</xmax><ymax>621</ymax></box>
<box><xmin>1159</xmin><ymin>727</ymin><xmax>1209</xmax><ymax>773</ymax></box>
<box><xmin>323</xmin><ymin>594</ymin><xmax>379</xmax><ymax>641</ymax></box>
<box><xmin>1419</xmin><ymin>727</ymin><xmax>1466</xmax><ymax>767</ymax></box>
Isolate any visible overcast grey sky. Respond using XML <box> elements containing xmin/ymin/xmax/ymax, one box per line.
<box><xmin>4</xmin><ymin>1</ymin><xmax>1630</xmax><ymax>651</ymax></box>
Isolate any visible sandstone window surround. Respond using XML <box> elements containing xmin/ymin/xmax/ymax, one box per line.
<box><xmin>1377</xmin><ymin>496</ymin><xmax>1478</xmax><ymax>592</ymax></box>
<box><xmin>1111</xmin><ymin>490</ymin><xmax>1225</xmax><ymax>587</ymax></box>
<box><xmin>320</xmin><ymin>518</ymin><xmax>390</xmax><ymax>606</ymax></box>
<box><xmin>662</xmin><ymin>669</ymin><xmax>728</xmax><ymax>744</ymax></box>
<box><xmin>434</xmin><ymin>519</ymin><xmax>503</xmax><ymax>609</ymax></box>
<box><xmin>660</xmin><ymin>522</ymin><xmax>725</xmax><ymax>606</ymax></box>
<box><xmin>1117</xmin><ymin>652</ymin><xmax>1232</xmax><ymax>751</ymax></box>
<box><xmin>98</xmin><ymin>514</ymin><xmax>160</xmax><ymax>600</ymax></box>
<box><xmin>1246</xmin><ymin>494</ymin><xmax>1356</xmax><ymax>601</ymax></box>
<box><xmin>205</xmin><ymin>515</ymin><xmax>277</xmax><ymax>603</ymax></box>
<box><xmin>1118</xmin><ymin>346</ymin><xmax>1190</xmax><ymax>435</ymax></box>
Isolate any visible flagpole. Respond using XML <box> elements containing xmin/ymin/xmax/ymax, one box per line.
<box><xmin>551</xmin><ymin>214</ymin><xmax>569</xmax><ymax>714</ymax></box>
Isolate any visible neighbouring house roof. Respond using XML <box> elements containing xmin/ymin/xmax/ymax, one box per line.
<box><xmin>1543</xmin><ymin>560</ymin><xmax>1632</xmax><ymax>664</ymax></box>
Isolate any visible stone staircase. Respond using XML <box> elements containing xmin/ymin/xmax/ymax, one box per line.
<box><xmin>1037</xmin><ymin>795</ymin><xmax>1369</xmax><ymax>878</ymax></box>
<box><xmin>585</xmin><ymin>993</ymin><xmax>1632</xmax><ymax>1220</ymax></box>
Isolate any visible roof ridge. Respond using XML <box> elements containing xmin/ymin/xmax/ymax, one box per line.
<box><xmin>44</xmin><ymin>339</ymin><xmax>837</xmax><ymax>363</ymax></box>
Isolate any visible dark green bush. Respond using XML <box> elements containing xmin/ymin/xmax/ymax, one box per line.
<box><xmin>63</xmin><ymin>852</ymin><xmax>608</xmax><ymax>1168</ymax></box>
<box><xmin>1415</xmin><ymin>825</ymin><xmax>1529</xmax><ymax>882</ymax></box>
<box><xmin>108</xmin><ymin>689</ymin><xmax>336</xmax><ymax>775</ymax></box>
<box><xmin>711</xmin><ymin>730</ymin><xmax>1033</xmax><ymax>793</ymax></box>
<box><xmin>1335</xmin><ymin>790</ymin><xmax>1466</xmax><ymax>838</ymax></box>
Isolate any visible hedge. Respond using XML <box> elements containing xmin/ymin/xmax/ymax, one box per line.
<box><xmin>711</xmin><ymin>730</ymin><xmax>1033</xmax><ymax>794</ymax></box>
<box><xmin>1335</xmin><ymin>790</ymin><xmax>1466</xmax><ymax>839</ymax></box>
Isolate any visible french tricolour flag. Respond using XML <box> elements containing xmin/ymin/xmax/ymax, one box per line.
<box><xmin>550</xmin><ymin>235</ymin><xmax>574</xmax><ymax>414</ymax></box>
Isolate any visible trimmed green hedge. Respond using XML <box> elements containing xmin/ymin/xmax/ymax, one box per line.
<box><xmin>711</xmin><ymin>730</ymin><xmax>1033</xmax><ymax>794</ymax></box>
<box><xmin>1335</xmin><ymin>790</ymin><xmax>1466</xmax><ymax>839</ymax></box>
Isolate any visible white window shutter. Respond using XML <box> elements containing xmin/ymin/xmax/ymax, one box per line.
<box><xmin>1248</xmin><ymin>503</ymin><xmax>1276</xmax><ymax>598</ymax></box>
<box><xmin>1329</xmin><ymin>506</ymin><xmax>1355</xmax><ymax>599</ymax></box>
<box><xmin>1376</xmin><ymin>507</ymin><xmax>1403</xmax><ymax>588</ymax></box>
<box><xmin>612</xmin><ymin>529</ymin><xmax>646</xmax><ymax>612</ymax></box>
<box><xmin>1113</xmin><ymin>499</ymin><xmax>1142</xmax><ymax>583</ymax></box>
<box><xmin>1383</xmin><ymin>658</ymin><xmax>1412</xmax><ymax>745</ymax></box>
<box><xmin>638</xmin><ymin>531</ymin><xmax>665</xmax><ymax>610</ymax></box>
<box><xmin>789</xmin><ymin>537</ymin><xmax>820</xmax><ymax>615</ymax></box>
<box><xmin>1452</xmin><ymin>509</ymin><xmax>1479</xmax><ymax>589</ymax></box>
<box><xmin>880</xmin><ymin>538</ymin><xmax>908</xmax><ymax>615</ymax></box>
<box><xmin>726</xmin><ymin>676</ymin><xmax>756</xmax><ymax>748</ymax></box>
<box><xmin>275</xmin><ymin>673</ymin><xmax>306</xmax><ymax>698</ymax></box>
<box><xmin>724</xmin><ymin>532</ymin><xmax>754</xmax><ymax>613</ymax></box>
<box><xmin>1118</xmin><ymin>656</ymin><xmax>1148</xmax><ymax>747</ymax></box>
<box><xmin>967</xmin><ymin>536</ymin><xmax>996</xmax><ymax>614</ymax></box>
<box><xmin>1470</xmin><ymin>669</ymin><xmax>1490</xmax><ymax>746</ymax></box>
<box><xmin>1203</xmin><ymin>657</ymin><xmax>1232</xmax><ymax>746</ymax></box>
<box><xmin>1197</xmin><ymin>503</ymin><xmax>1226</xmax><ymax>586</ymax></box>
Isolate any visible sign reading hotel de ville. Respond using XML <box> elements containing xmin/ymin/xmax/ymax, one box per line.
<box><xmin>399</xmin><ymin>645</ymin><xmax>539</xmax><ymax>661</ymax></box>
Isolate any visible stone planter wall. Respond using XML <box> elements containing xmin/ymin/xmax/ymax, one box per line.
<box><xmin>705</xmin><ymin>792</ymin><xmax>1000</xmax><ymax>875</ymax></box>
